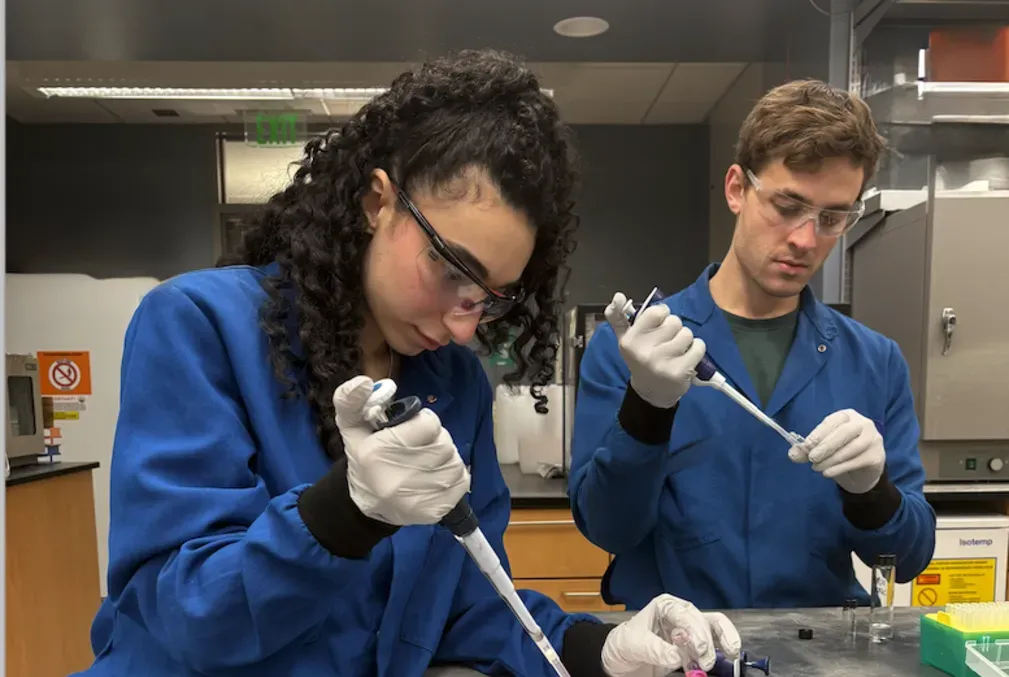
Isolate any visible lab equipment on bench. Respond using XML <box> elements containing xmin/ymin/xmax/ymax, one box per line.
<box><xmin>626</xmin><ymin>288</ymin><xmax>807</xmax><ymax>448</ymax></box>
<box><xmin>869</xmin><ymin>554</ymin><xmax>896</xmax><ymax>643</ymax></box>
<box><xmin>363</xmin><ymin>379</ymin><xmax>573</xmax><ymax>677</ymax></box>
<box><xmin>669</xmin><ymin>629</ymin><xmax>770</xmax><ymax>677</ymax></box>
<box><xmin>921</xmin><ymin>602</ymin><xmax>1009</xmax><ymax>677</ymax></box>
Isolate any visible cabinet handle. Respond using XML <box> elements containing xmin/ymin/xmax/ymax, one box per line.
<box><xmin>507</xmin><ymin>519</ymin><xmax>576</xmax><ymax>527</ymax></box>
<box><xmin>562</xmin><ymin>591</ymin><xmax>601</xmax><ymax>598</ymax></box>
<box><xmin>941</xmin><ymin>307</ymin><xmax>957</xmax><ymax>356</ymax></box>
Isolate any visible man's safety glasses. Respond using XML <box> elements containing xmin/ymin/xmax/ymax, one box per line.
<box><xmin>396</xmin><ymin>189</ymin><xmax>522</xmax><ymax>324</ymax></box>
<box><xmin>744</xmin><ymin>168</ymin><xmax>865</xmax><ymax>237</ymax></box>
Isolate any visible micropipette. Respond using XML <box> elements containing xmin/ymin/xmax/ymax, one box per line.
<box><xmin>626</xmin><ymin>288</ymin><xmax>807</xmax><ymax>449</ymax></box>
<box><xmin>364</xmin><ymin>380</ymin><xmax>572</xmax><ymax>677</ymax></box>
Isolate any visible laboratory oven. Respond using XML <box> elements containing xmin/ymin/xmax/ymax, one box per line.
<box><xmin>848</xmin><ymin>193</ymin><xmax>1009</xmax><ymax>482</ymax></box>
<box><xmin>850</xmin><ymin>51</ymin><xmax>1009</xmax><ymax>483</ymax></box>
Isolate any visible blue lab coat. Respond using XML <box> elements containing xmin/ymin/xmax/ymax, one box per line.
<box><xmin>569</xmin><ymin>264</ymin><xmax>937</xmax><ymax>611</ymax></box>
<box><xmin>76</xmin><ymin>265</ymin><xmax>598</xmax><ymax>677</ymax></box>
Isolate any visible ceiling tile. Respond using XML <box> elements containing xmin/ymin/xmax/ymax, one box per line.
<box><xmin>641</xmin><ymin>100</ymin><xmax>712</xmax><ymax>124</ymax></box>
<box><xmin>557</xmin><ymin>98</ymin><xmax>654</xmax><ymax>125</ymax></box>
<box><xmin>539</xmin><ymin>63</ymin><xmax>676</xmax><ymax>103</ymax></box>
<box><xmin>654</xmin><ymin>62</ymin><xmax>747</xmax><ymax>105</ymax></box>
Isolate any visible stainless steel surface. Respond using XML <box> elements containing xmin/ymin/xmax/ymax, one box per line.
<box><xmin>850</xmin><ymin>191</ymin><xmax>1009</xmax><ymax>480</ymax></box>
<box><xmin>423</xmin><ymin>607</ymin><xmax>945</xmax><ymax>676</ymax></box>
<box><xmin>5</xmin><ymin>353</ymin><xmax>45</xmax><ymax>463</ymax></box>
<box><xmin>925</xmin><ymin>482</ymin><xmax>1009</xmax><ymax>495</ymax></box>
<box><xmin>924</xmin><ymin>194</ymin><xmax>1009</xmax><ymax>441</ymax></box>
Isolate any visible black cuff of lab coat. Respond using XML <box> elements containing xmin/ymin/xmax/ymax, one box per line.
<box><xmin>297</xmin><ymin>456</ymin><xmax>399</xmax><ymax>559</ymax></box>
<box><xmin>841</xmin><ymin>466</ymin><xmax>903</xmax><ymax>531</ymax></box>
<box><xmin>617</xmin><ymin>386</ymin><xmax>678</xmax><ymax>446</ymax></box>
<box><xmin>563</xmin><ymin>621</ymin><xmax>617</xmax><ymax>677</ymax></box>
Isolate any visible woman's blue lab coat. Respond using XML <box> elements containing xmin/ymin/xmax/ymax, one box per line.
<box><xmin>569</xmin><ymin>264</ymin><xmax>937</xmax><ymax>611</ymax></box>
<box><xmin>76</xmin><ymin>266</ymin><xmax>599</xmax><ymax>677</ymax></box>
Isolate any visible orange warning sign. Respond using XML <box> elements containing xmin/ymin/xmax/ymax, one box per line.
<box><xmin>37</xmin><ymin>351</ymin><xmax>92</xmax><ymax>396</ymax></box>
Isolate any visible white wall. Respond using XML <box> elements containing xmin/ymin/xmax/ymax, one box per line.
<box><xmin>706</xmin><ymin>63</ymin><xmax>767</xmax><ymax>263</ymax></box>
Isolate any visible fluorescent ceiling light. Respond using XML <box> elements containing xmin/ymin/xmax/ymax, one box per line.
<box><xmin>36</xmin><ymin>86</ymin><xmax>388</xmax><ymax>101</ymax></box>
<box><xmin>37</xmin><ymin>85</ymin><xmax>554</xmax><ymax>101</ymax></box>
<box><xmin>553</xmin><ymin>16</ymin><xmax>609</xmax><ymax>38</ymax></box>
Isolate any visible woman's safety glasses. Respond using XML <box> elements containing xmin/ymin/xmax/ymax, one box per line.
<box><xmin>396</xmin><ymin>189</ymin><xmax>522</xmax><ymax>324</ymax></box>
<box><xmin>744</xmin><ymin>168</ymin><xmax>865</xmax><ymax>237</ymax></box>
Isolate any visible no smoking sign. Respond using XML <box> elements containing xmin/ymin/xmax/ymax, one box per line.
<box><xmin>37</xmin><ymin>351</ymin><xmax>93</xmax><ymax>397</ymax></box>
<box><xmin>49</xmin><ymin>359</ymin><xmax>81</xmax><ymax>391</ymax></box>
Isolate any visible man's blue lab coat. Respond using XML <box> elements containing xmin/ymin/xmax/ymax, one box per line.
<box><xmin>569</xmin><ymin>264</ymin><xmax>937</xmax><ymax>611</ymax></box>
<box><xmin>76</xmin><ymin>266</ymin><xmax>599</xmax><ymax>677</ymax></box>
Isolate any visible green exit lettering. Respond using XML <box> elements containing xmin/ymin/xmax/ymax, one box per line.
<box><xmin>257</xmin><ymin>112</ymin><xmax>298</xmax><ymax>145</ymax></box>
<box><xmin>244</xmin><ymin>111</ymin><xmax>307</xmax><ymax>147</ymax></box>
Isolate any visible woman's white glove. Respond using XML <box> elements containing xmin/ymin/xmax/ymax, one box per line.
<box><xmin>333</xmin><ymin>376</ymin><xmax>470</xmax><ymax>526</ymax></box>
<box><xmin>604</xmin><ymin>292</ymin><xmax>706</xmax><ymax>409</ymax></box>
<box><xmin>601</xmin><ymin>594</ymin><xmax>741</xmax><ymax>677</ymax></box>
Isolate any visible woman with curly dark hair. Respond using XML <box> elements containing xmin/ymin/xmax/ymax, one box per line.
<box><xmin>77</xmin><ymin>50</ymin><xmax>738</xmax><ymax>677</ymax></box>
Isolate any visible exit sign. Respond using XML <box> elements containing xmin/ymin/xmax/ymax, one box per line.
<box><xmin>244</xmin><ymin>111</ymin><xmax>308</xmax><ymax>147</ymax></box>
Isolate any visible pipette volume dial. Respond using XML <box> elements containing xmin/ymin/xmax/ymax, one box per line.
<box><xmin>364</xmin><ymin>379</ymin><xmax>479</xmax><ymax>538</ymax></box>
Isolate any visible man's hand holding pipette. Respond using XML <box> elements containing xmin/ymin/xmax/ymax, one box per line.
<box><xmin>788</xmin><ymin>409</ymin><xmax>886</xmax><ymax>494</ymax></box>
<box><xmin>605</xmin><ymin>292</ymin><xmax>707</xmax><ymax>410</ymax></box>
<box><xmin>600</xmin><ymin>594</ymin><xmax>740</xmax><ymax>677</ymax></box>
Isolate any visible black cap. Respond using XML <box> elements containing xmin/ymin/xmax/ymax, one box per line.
<box><xmin>798</xmin><ymin>627</ymin><xmax>814</xmax><ymax>640</ymax></box>
<box><xmin>877</xmin><ymin>554</ymin><xmax>897</xmax><ymax>567</ymax></box>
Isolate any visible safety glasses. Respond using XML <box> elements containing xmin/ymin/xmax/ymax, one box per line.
<box><xmin>744</xmin><ymin>168</ymin><xmax>865</xmax><ymax>237</ymax></box>
<box><xmin>396</xmin><ymin>189</ymin><xmax>522</xmax><ymax>324</ymax></box>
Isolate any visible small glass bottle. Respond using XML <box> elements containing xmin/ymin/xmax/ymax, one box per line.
<box><xmin>843</xmin><ymin>597</ymin><xmax>858</xmax><ymax>639</ymax></box>
<box><xmin>870</xmin><ymin>554</ymin><xmax>897</xmax><ymax>642</ymax></box>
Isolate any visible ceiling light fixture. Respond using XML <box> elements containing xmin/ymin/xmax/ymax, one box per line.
<box><xmin>553</xmin><ymin>16</ymin><xmax>609</xmax><ymax>38</ymax></box>
<box><xmin>36</xmin><ymin>85</ymin><xmax>555</xmax><ymax>101</ymax></box>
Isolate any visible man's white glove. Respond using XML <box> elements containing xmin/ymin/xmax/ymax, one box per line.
<box><xmin>788</xmin><ymin>409</ymin><xmax>886</xmax><ymax>494</ymax></box>
<box><xmin>604</xmin><ymin>292</ymin><xmax>707</xmax><ymax>409</ymax></box>
<box><xmin>601</xmin><ymin>594</ymin><xmax>741</xmax><ymax>677</ymax></box>
<box><xmin>333</xmin><ymin>376</ymin><xmax>471</xmax><ymax>526</ymax></box>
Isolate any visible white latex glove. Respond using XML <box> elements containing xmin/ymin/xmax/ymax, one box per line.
<box><xmin>788</xmin><ymin>409</ymin><xmax>886</xmax><ymax>494</ymax></box>
<box><xmin>601</xmin><ymin>594</ymin><xmax>741</xmax><ymax>677</ymax></box>
<box><xmin>333</xmin><ymin>376</ymin><xmax>471</xmax><ymax>526</ymax></box>
<box><xmin>604</xmin><ymin>292</ymin><xmax>707</xmax><ymax>409</ymax></box>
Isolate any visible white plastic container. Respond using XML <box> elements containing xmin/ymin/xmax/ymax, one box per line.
<box><xmin>853</xmin><ymin>513</ymin><xmax>1009</xmax><ymax>608</ymax></box>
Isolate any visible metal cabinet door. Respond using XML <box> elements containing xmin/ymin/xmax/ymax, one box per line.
<box><xmin>922</xmin><ymin>194</ymin><xmax>1009</xmax><ymax>440</ymax></box>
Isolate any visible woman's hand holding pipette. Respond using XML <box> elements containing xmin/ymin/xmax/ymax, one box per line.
<box><xmin>604</xmin><ymin>292</ymin><xmax>707</xmax><ymax>409</ymax></box>
<box><xmin>787</xmin><ymin>408</ymin><xmax>886</xmax><ymax>494</ymax></box>
<box><xmin>600</xmin><ymin>593</ymin><xmax>740</xmax><ymax>677</ymax></box>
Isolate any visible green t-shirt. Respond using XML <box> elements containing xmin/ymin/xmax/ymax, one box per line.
<box><xmin>722</xmin><ymin>309</ymin><xmax>800</xmax><ymax>407</ymax></box>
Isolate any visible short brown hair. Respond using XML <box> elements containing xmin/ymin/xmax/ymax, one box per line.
<box><xmin>735</xmin><ymin>79</ymin><xmax>886</xmax><ymax>186</ymax></box>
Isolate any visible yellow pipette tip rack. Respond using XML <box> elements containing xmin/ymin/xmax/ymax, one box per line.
<box><xmin>921</xmin><ymin>603</ymin><xmax>1009</xmax><ymax>677</ymax></box>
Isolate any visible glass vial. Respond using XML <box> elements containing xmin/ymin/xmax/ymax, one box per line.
<box><xmin>843</xmin><ymin>598</ymin><xmax>858</xmax><ymax>639</ymax></box>
<box><xmin>870</xmin><ymin>554</ymin><xmax>897</xmax><ymax>642</ymax></box>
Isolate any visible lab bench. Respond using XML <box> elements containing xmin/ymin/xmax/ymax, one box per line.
<box><xmin>6</xmin><ymin>461</ymin><xmax>102</xmax><ymax>677</ymax></box>
<box><xmin>425</xmin><ymin>607</ymin><xmax>946</xmax><ymax>676</ymax></box>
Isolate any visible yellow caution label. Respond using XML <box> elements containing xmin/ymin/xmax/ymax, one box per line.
<box><xmin>911</xmin><ymin>558</ymin><xmax>997</xmax><ymax>607</ymax></box>
<box><xmin>53</xmin><ymin>411</ymin><xmax>79</xmax><ymax>421</ymax></box>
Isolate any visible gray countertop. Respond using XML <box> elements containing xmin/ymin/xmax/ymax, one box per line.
<box><xmin>500</xmin><ymin>463</ymin><xmax>570</xmax><ymax>508</ymax></box>
<box><xmin>424</xmin><ymin>607</ymin><xmax>945</xmax><ymax>677</ymax></box>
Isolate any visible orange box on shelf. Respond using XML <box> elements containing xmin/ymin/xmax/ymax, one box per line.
<box><xmin>929</xmin><ymin>26</ymin><xmax>1009</xmax><ymax>82</ymax></box>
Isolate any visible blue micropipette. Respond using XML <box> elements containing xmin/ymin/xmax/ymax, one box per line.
<box><xmin>627</xmin><ymin>288</ymin><xmax>807</xmax><ymax>449</ymax></box>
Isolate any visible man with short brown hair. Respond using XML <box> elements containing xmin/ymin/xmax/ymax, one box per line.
<box><xmin>569</xmin><ymin>80</ymin><xmax>937</xmax><ymax>610</ymax></box>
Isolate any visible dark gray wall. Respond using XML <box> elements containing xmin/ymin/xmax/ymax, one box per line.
<box><xmin>6</xmin><ymin>119</ymin><xmax>220</xmax><ymax>280</ymax></box>
<box><xmin>7</xmin><ymin>121</ymin><xmax>711</xmax><ymax>305</ymax></box>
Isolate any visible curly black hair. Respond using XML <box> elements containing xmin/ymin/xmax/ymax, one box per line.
<box><xmin>219</xmin><ymin>49</ymin><xmax>580</xmax><ymax>460</ymax></box>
